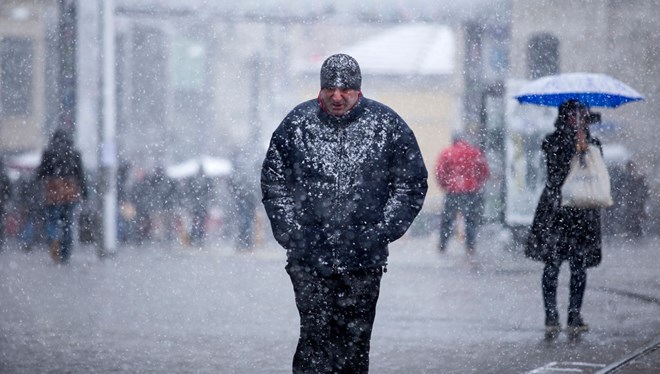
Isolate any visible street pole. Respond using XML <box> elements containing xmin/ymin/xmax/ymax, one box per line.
<box><xmin>58</xmin><ymin>0</ymin><xmax>77</xmax><ymax>132</ymax></box>
<box><xmin>100</xmin><ymin>0</ymin><xmax>117</xmax><ymax>256</ymax></box>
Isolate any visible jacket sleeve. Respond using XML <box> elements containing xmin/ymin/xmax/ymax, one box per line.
<box><xmin>543</xmin><ymin>136</ymin><xmax>575</xmax><ymax>190</ymax></box>
<box><xmin>434</xmin><ymin>152</ymin><xmax>449</xmax><ymax>190</ymax></box>
<box><xmin>476</xmin><ymin>149</ymin><xmax>490</xmax><ymax>187</ymax></box>
<box><xmin>0</xmin><ymin>173</ymin><xmax>10</xmax><ymax>202</ymax></box>
<box><xmin>260</xmin><ymin>126</ymin><xmax>301</xmax><ymax>250</ymax></box>
<box><xmin>35</xmin><ymin>152</ymin><xmax>50</xmax><ymax>180</ymax></box>
<box><xmin>379</xmin><ymin>119</ymin><xmax>428</xmax><ymax>243</ymax></box>
<box><xmin>75</xmin><ymin>151</ymin><xmax>88</xmax><ymax>199</ymax></box>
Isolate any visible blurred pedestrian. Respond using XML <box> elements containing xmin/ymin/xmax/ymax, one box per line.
<box><xmin>0</xmin><ymin>160</ymin><xmax>11</xmax><ymax>251</ymax></box>
<box><xmin>146</xmin><ymin>166</ymin><xmax>177</xmax><ymax>242</ymax></box>
<box><xmin>434</xmin><ymin>131</ymin><xmax>489</xmax><ymax>256</ymax></box>
<box><xmin>602</xmin><ymin>162</ymin><xmax>626</xmax><ymax>236</ymax></box>
<box><xmin>16</xmin><ymin>173</ymin><xmax>43</xmax><ymax>250</ymax></box>
<box><xmin>130</xmin><ymin>170</ymin><xmax>153</xmax><ymax>243</ymax></box>
<box><xmin>526</xmin><ymin>100</ymin><xmax>603</xmax><ymax>338</ymax></box>
<box><xmin>116</xmin><ymin>162</ymin><xmax>132</xmax><ymax>243</ymax></box>
<box><xmin>622</xmin><ymin>160</ymin><xmax>649</xmax><ymax>238</ymax></box>
<box><xmin>229</xmin><ymin>172</ymin><xmax>257</xmax><ymax>251</ymax></box>
<box><xmin>188</xmin><ymin>170</ymin><xmax>213</xmax><ymax>247</ymax></box>
<box><xmin>261</xmin><ymin>53</ymin><xmax>428</xmax><ymax>373</ymax></box>
<box><xmin>36</xmin><ymin>128</ymin><xmax>88</xmax><ymax>264</ymax></box>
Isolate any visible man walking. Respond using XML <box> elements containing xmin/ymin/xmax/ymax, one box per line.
<box><xmin>36</xmin><ymin>128</ymin><xmax>88</xmax><ymax>264</ymax></box>
<box><xmin>435</xmin><ymin>132</ymin><xmax>489</xmax><ymax>256</ymax></box>
<box><xmin>261</xmin><ymin>54</ymin><xmax>428</xmax><ymax>373</ymax></box>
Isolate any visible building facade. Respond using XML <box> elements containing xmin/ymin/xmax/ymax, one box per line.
<box><xmin>509</xmin><ymin>0</ymin><xmax>660</xmax><ymax>231</ymax></box>
<box><xmin>0</xmin><ymin>0</ymin><xmax>57</xmax><ymax>155</ymax></box>
<box><xmin>510</xmin><ymin>0</ymin><xmax>660</xmax><ymax>179</ymax></box>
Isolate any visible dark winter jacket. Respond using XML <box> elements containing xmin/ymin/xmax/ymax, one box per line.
<box><xmin>0</xmin><ymin>164</ymin><xmax>10</xmax><ymax>221</ymax></box>
<box><xmin>525</xmin><ymin>125</ymin><xmax>602</xmax><ymax>268</ymax></box>
<box><xmin>261</xmin><ymin>97</ymin><xmax>428</xmax><ymax>275</ymax></box>
<box><xmin>0</xmin><ymin>164</ymin><xmax>10</xmax><ymax>207</ymax></box>
<box><xmin>36</xmin><ymin>130</ymin><xmax>88</xmax><ymax>205</ymax></box>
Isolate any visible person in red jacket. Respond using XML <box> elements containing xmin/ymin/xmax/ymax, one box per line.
<box><xmin>435</xmin><ymin>132</ymin><xmax>489</xmax><ymax>255</ymax></box>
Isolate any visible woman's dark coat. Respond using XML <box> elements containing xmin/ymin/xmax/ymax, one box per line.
<box><xmin>525</xmin><ymin>123</ymin><xmax>603</xmax><ymax>268</ymax></box>
<box><xmin>261</xmin><ymin>97</ymin><xmax>428</xmax><ymax>275</ymax></box>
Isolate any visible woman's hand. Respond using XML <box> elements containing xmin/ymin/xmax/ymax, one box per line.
<box><xmin>576</xmin><ymin>128</ymin><xmax>588</xmax><ymax>152</ymax></box>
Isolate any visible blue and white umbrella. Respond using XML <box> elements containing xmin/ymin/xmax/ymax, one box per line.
<box><xmin>165</xmin><ymin>156</ymin><xmax>233</xmax><ymax>179</ymax></box>
<box><xmin>514</xmin><ymin>72</ymin><xmax>644</xmax><ymax>108</ymax></box>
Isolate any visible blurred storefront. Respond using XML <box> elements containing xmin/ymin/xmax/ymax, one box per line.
<box><xmin>0</xmin><ymin>0</ymin><xmax>56</xmax><ymax>155</ymax></box>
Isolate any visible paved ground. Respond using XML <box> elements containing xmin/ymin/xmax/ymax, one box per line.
<box><xmin>1</xmin><ymin>225</ymin><xmax>659</xmax><ymax>373</ymax></box>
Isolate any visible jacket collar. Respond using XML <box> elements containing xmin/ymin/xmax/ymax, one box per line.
<box><xmin>317</xmin><ymin>96</ymin><xmax>367</xmax><ymax>128</ymax></box>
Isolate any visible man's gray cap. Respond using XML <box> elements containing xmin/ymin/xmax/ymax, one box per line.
<box><xmin>320</xmin><ymin>54</ymin><xmax>362</xmax><ymax>90</ymax></box>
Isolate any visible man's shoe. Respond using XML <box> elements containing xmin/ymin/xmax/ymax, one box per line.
<box><xmin>567</xmin><ymin>314</ymin><xmax>589</xmax><ymax>333</ymax></box>
<box><xmin>49</xmin><ymin>241</ymin><xmax>60</xmax><ymax>264</ymax></box>
<box><xmin>544</xmin><ymin>323</ymin><xmax>561</xmax><ymax>339</ymax></box>
<box><xmin>544</xmin><ymin>311</ymin><xmax>561</xmax><ymax>339</ymax></box>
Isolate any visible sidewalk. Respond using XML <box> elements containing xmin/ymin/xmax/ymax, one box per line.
<box><xmin>0</xmin><ymin>225</ymin><xmax>658</xmax><ymax>373</ymax></box>
<box><xmin>376</xmin><ymin>225</ymin><xmax>660</xmax><ymax>373</ymax></box>
<box><xmin>591</xmin><ymin>235</ymin><xmax>660</xmax><ymax>374</ymax></box>
<box><xmin>244</xmin><ymin>225</ymin><xmax>660</xmax><ymax>373</ymax></box>
<box><xmin>595</xmin><ymin>335</ymin><xmax>660</xmax><ymax>373</ymax></box>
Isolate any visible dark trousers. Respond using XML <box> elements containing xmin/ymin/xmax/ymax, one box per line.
<box><xmin>45</xmin><ymin>203</ymin><xmax>75</xmax><ymax>263</ymax></box>
<box><xmin>0</xmin><ymin>207</ymin><xmax>5</xmax><ymax>250</ymax></box>
<box><xmin>190</xmin><ymin>208</ymin><xmax>207</xmax><ymax>246</ymax></box>
<box><xmin>439</xmin><ymin>192</ymin><xmax>482</xmax><ymax>251</ymax></box>
<box><xmin>542</xmin><ymin>261</ymin><xmax>587</xmax><ymax>322</ymax></box>
<box><xmin>286</xmin><ymin>263</ymin><xmax>383</xmax><ymax>374</ymax></box>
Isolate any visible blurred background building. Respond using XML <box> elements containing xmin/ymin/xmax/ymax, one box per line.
<box><xmin>505</xmin><ymin>0</ymin><xmax>660</xmax><ymax>233</ymax></box>
<box><xmin>1</xmin><ymin>0</ymin><xmax>659</xmax><ymax>236</ymax></box>
<box><xmin>0</xmin><ymin>0</ymin><xmax>59</xmax><ymax>154</ymax></box>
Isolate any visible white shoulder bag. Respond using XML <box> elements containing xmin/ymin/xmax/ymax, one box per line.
<box><xmin>561</xmin><ymin>147</ymin><xmax>613</xmax><ymax>208</ymax></box>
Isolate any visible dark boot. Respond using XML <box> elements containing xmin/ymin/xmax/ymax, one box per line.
<box><xmin>542</xmin><ymin>263</ymin><xmax>561</xmax><ymax>338</ymax></box>
<box><xmin>567</xmin><ymin>311</ymin><xmax>589</xmax><ymax>333</ymax></box>
<box><xmin>544</xmin><ymin>309</ymin><xmax>561</xmax><ymax>339</ymax></box>
<box><xmin>49</xmin><ymin>240</ymin><xmax>60</xmax><ymax>264</ymax></box>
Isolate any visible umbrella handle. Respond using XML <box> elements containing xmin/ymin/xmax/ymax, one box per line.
<box><xmin>578</xmin><ymin>151</ymin><xmax>586</xmax><ymax>167</ymax></box>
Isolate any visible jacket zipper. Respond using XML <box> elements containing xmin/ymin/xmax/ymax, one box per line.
<box><xmin>332</xmin><ymin>127</ymin><xmax>345</xmax><ymax>274</ymax></box>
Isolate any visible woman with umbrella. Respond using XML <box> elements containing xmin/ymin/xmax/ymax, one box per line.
<box><xmin>525</xmin><ymin>100</ymin><xmax>602</xmax><ymax>338</ymax></box>
<box><xmin>517</xmin><ymin>72</ymin><xmax>643</xmax><ymax>338</ymax></box>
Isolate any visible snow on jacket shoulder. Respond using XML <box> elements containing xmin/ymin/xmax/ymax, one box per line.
<box><xmin>261</xmin><ymin>97</ymin><xmax>428</xmax><ymax>274</ymax></box>
<box><xmin>435</xmin><ymin>140</ymin><xmax>489</xmax><ymax>193</ymax></box>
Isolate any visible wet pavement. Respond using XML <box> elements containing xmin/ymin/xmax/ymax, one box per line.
<box><xmin>595</xmin><ymin>335</ymin><xmax>660</xmax><ymax>374</ymax></box>
<box><xmin>0</xmin><ymin>224</ymin><xmax>659</xmax><ymax>373</ymax></box>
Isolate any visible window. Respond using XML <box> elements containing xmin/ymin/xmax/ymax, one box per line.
<box><xmin>1</xmin><ymin>37</ymin><xmax>34</xmax><ymax>116</ymax></box>
<box><xmin>527</xmin><ymin>33</ymin><xmax>559</xmax><ymax>79</ymax></box>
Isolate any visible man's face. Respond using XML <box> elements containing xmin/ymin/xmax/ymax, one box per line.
<box><xmin>319</xmin><ymin>87</ymin><xmax>360</xmax><ymax>116</ymax></box>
